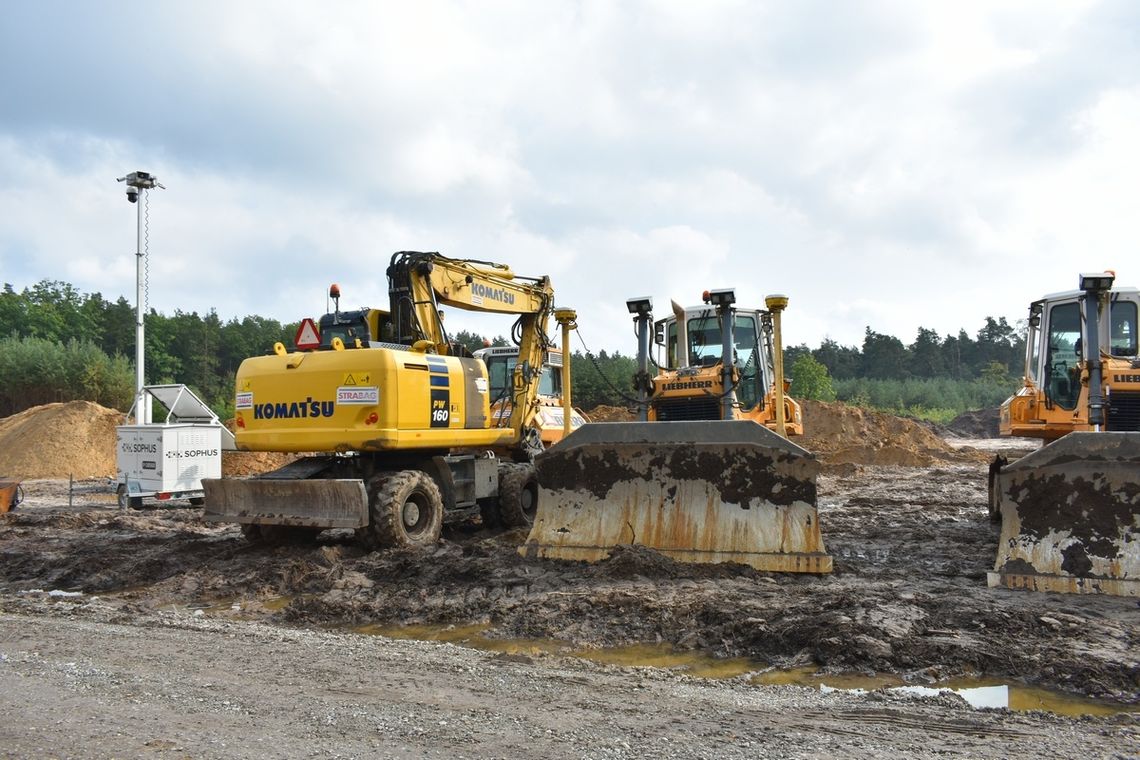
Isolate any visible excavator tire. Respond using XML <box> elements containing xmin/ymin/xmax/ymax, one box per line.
<box><xmin>498</xmin><ymin>463</ymin><xmax>539</xmax><ymax>528</ymax></box>
<box><xmin>357</xmin><ymin>470</ymin><xmax>444</xmax><ymax>551</ymax></box>
<box><xmin>521</xmin><ymin>420</ymin><xmax>831</xmax><ymax>573</ymax></box>
<box><xmin>988</xmin><ymin>432</ymin><xmax>1140</xmax><ymax>596</ymax></box>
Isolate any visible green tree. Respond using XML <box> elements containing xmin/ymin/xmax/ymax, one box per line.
<box><xmin>812</xmin><ymin>338</ymin><xmax>860</xmax><ymax>379</ymax></box>
<box><xmin>909</xmin><ymin>327</ymin><xmax>945</xmax><ymax>379</ymax></box>
<box><xmin>790</xmin><ymin>354</ymin><xmax>837</xmax><ymax>401</ymax></box>
<box><xmin>861</xmin><ymin>328</ymin><xmax>909</xmax><ymax>380</ymax></box>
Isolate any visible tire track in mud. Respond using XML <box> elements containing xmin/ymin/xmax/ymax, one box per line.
<box><xmin>1</xmin><ymin>471</ymin><xmax>1138</xmax><ymax>705</ymax></box>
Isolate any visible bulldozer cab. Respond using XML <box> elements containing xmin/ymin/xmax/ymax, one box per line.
<box><xmin>476</xmin><ymin>346</ymin><xmax>563</xmax><ymax>404</ymax></box>
<box><xmin>658</xmin><ymin>307</ymin><xmax>768</xmax><ymax>411</ymax></box>
<box><xmin>1029</xmin><ymin>288</ymin><xmax>1140</xmax><ymax>414</ymax></box>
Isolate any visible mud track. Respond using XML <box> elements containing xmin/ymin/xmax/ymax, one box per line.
<box><xmin>2</xmin><ymin>449</ymin><xmax>1137</xmax><ymax>709</ymax></box>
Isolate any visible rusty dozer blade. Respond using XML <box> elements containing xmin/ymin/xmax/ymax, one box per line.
<box><xmin>989</xmin><ymin>432</ymin><xmax>1140</xmax><ymax>597</ymax></box>
<box><xmin>201</xmin><ymin>478</ymin><xmax>368</xmax><ymax>529</ymax></box>
<box><xmin>521</xmin><ymin>420</ymin><xmax>831</xmax><ymax>573</ymax></box>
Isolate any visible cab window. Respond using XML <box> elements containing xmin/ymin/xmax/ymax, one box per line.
<box><xmin>1045</xmin><ymin>302</ymin><xmax>1081</xmax><ymax>411</ymax></box>
<box><xmin>1110</xmin><ymin>301</ymin><xmax>1138</xmax><ymax>357</ymax></box>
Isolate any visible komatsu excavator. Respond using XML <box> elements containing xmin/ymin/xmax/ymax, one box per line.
<box><xmin>988</xmin><ymin>272</ymin><xmax>1139</xmax><ymax>596</ymax></box>
<box><xmin>203</xmin><ymin>251</ymin><xmax>576</xmax><ymax>546</ymax></box>
<box><xmin>522</xmin><ymin>288</ymin><xmax>830</xmax><ymax>573</ymax></box>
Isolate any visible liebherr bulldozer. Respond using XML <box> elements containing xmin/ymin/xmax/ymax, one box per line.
<box><xmin>988</xmin><ymin>272</ymin><xmax>1140</xmax><ymax>596</ymax></box>
<box><xmin>522</xmin><ymin>289</ymin><xmax>830</xmax><ymax>573</ymax></box>
<box><xmin>202</xmin><ymin>251</ymin><xmax>577</xmax><ymax>547</ymax></box>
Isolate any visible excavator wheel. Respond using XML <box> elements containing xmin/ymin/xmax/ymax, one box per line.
<box><xmin>358</xmin><ymin>470</ymin><xmax>444</xmax><ymax>550</ymax></box>
<box><xmin>498</xmin><ymin>463</ymin><xmax>539</xmax><ymax>528</ymax></box>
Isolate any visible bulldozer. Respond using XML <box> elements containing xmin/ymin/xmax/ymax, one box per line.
<box><xmin>521</xmin><ymin>288</ymin><xmax>830</xmax><ymax>573</ymax></box>
<box><xmin>988</xmin><ymin>272</ymin><xmax>1139</xmax><ymax>596</ymax></box>
<box><xmin>473</xmin><ymin>345</ymin><xmax>589</xmax><ymax>446</ymax></box>
<box><xmin>202</xmin><ymin>251</ymin><xmax>577</xmax><ymax>546</ymax></box>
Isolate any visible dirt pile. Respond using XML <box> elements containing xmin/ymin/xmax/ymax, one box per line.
<box><xmin>585</xmin><ymin>405</ymin><xmax>636</xmax><ymax>422</ymax></box>
<box><xmin>945</xmin><ymin>407</ymin><xmax>1001</xmax><ymax>438</ymax></box>
<box><xmin>801</xmin><ymin>400</ymin><xmax>986</xmax><ymax>466</ymax></box>
<box><xmin>0</xmin><ymin>403</ymin><xmax>293</xmax><ymax>480</ymax></box>
<box><xmin>0</xmin><ymin>402</ymin><xmax>122</xmax><ymax>479</ymax></box>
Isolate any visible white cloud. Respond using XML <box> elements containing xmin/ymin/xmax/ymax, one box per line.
<box><xmin>2</xmin><ymin>0</ymin><xmax>1139</xmax><ymax>361</ymax></box>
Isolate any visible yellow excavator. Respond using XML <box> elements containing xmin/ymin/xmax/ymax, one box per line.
<box><xmin>522</xmin><ymin>288</ymin><xmax>830</xmax><ymax>573</ymax></box>
<box><xmin>988</xmin><ymin>272</ymin><xmax>1139</xmax><ymax>596</ymax></box>
<box><xmin>203</xmin><ymin>251</ymin><xmax>576</xmax><ymax>545</ymax></box>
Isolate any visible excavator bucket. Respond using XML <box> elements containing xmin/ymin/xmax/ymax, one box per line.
<box><xmin>521</xmin><ymin>420</ymin><xmax>831</xmax><ymax>573</ymax></box>
<box><xmin>989</xmin><ymin>432</ymin><xmax>1140</xmax><ymax>596</ymax></box>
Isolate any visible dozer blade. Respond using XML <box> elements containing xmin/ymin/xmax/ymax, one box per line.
<box><xmin>202</xmin><ymin>478</ymin><xmax>368</xmax><ymax>529</ymax></box>
<box><xmin>521</xmin><ymin>420</ymin><xmax>831</xmax><ymax>573</ymax></box>
<box><xmin>989</xmin><ymin>432</ymin><xmax>1140</xmax><ymax>597</ymax></box>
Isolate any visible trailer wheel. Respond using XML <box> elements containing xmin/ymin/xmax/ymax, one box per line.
<box><xmin>116</xmin><ymin>484</ymin><xmax>143</xmax><ymax>510</ymax></box>
<box><xmin>360</xmin><ymin>470</ymin><xmax>444</xmax><ymax>550</ymax></box>
<box><xmin>498</xmin><ymin>463</ymin><xmax>539</xmax><ymax>528</ymax></box>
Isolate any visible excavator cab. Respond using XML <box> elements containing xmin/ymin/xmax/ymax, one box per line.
<box><xmin>990</xmin><ymin>273</ymin><xmax>1140</xmax><ymax>596</ymax></box>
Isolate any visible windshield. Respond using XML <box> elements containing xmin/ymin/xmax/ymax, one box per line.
<box><xmin>667</xmin><ymin>312</ymin><xmax>764</xmax><ymax>410</ymax></box>
<box><xmin>486</xmin><ymin>356</ymin><xmax>559</xmax><ymax>401</ymax></box>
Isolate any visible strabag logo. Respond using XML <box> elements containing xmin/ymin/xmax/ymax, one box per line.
<box><xmin>337</xmin><ymin>386</ymin><xmax>379</xmax><ymax>405</ymax></box>
<box><xmin>235</xmin><ymin>392</ymin><xmax>253</xmax><ymax>410</ymax></box>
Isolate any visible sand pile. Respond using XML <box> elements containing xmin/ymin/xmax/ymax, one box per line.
<box><xmin>585</xmin><ymin>405</ymin><xmax>637</xmax><ymax>422</ymax></box>
<box><xmin>584</xmin><ymin>401</ymin><xmax>980</xmax><ymax>467</ymax></box>
<box><xmin>0</xmin><ymin>402</ymin><xmax>294</xmax><ymax>480</ymax></box>
<box><xmin>0</xmin><ymin>401</ymin><xmax>123</xmax><ymax>479</ymax></box>
<box><xmin>801</xmin><ymin>400</ymin><xmax>986</xmax><ymax>466</ymax></box>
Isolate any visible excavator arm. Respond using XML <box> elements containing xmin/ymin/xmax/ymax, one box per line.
<box><xmin>387</xmin><ymin>251</ymin><xmax>555</xmax><ymax>445</ymax></box>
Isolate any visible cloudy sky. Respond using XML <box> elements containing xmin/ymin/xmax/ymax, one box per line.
<box><xmin>2</xmin><ymin>1</ymin><xmax>1138</xmax><ymax>355</ymax></box>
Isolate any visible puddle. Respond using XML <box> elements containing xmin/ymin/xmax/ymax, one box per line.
<box><xmin>354</xmin><ymin>623</ymin><xmax>569</xmax><ymax>657</ymax></box>
<box><xmin>353</xmin><ymin>625</ymin><xmax>759</xmax><ymax>677</ymax></box>
<box><xmin>351</xmin><ymin>624</ymin><xmax>1137</xmax><ymax>717</ymax></box>
<box><xmin>753</xmin><ymin>665</ymin><xmax>1136</xmax><ymax>717</ymax></box>
<box><xmin>571</xmin><ymin>642</ymin><xmax>760</xmax><ymax>679</ymax></box>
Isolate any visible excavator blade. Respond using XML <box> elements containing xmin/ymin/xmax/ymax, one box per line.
<box><xmin>521</xmin><ymin>420</ymin><xmax>831</xmax><ymax>573</ymax></box>
<box><xmin>988</xmin><ymin>432</ymin><xmax>1140</xmax><ymax>596</ymax></box>
<box><xmin>202</xmin><ymin>478</ymin><xmax>368</xmax><ymax>529</ymax></box>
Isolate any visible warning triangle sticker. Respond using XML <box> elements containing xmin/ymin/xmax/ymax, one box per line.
<box><xmin>294</xmin><ymin>318</ymin><xmax>321</xmax><ymax>350</ymax></box>
<box><xmin>344</xmin><ymin>374</ymin><xmax>357</xmax><ymax>386</ymax></box>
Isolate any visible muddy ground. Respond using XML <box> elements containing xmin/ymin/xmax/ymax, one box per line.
<box><xmin>1</xmin><ymin>438</ymin><xmax>1138</xmax><ymax>757</ymax></box>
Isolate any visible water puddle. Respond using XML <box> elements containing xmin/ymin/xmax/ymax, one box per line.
<box><xmin>753</xmin><ymin>665</ymin><xmax>1135</xmax><ymax>717</ymax></box>
<box><xmin>350</xmin><ymin>624</ymin><xmax>1136</xmax><ymax>717</ymax></box>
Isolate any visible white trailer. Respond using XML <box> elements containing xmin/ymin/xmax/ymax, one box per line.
<box><xmin>115</xmin><ymin>385</ymin><xmax>236</xmax><ymax>509</ymax></box>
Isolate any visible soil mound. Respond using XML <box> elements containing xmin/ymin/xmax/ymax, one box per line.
<box><xmin>944</xmin><ymin>407</ymin><xmax>1001</xmax><ymax>438</ymax></box>
<box><xmin>0</xmin><ymin>403</ymin><xmax>294</xmax><ymax>480</ymax></box>
<box><xmin>801</xmin><ymin>400</ymin><xmax>986</xmax><ymax>467</ymax></box>
<box><xmin>585</xmin><ymin>405</ymin><xmax>636</xmax><ymax>422</ymax></box>
<box><xmin>0</xmin><ymin>401</ymin><xmax>123</xmax><ymax>479</ymax></box>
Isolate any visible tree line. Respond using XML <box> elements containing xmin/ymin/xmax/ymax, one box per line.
<box><xmin>0</xmin><ymin>279</ymin><xmax>1024</xmax><ymax>422</ymax></box>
